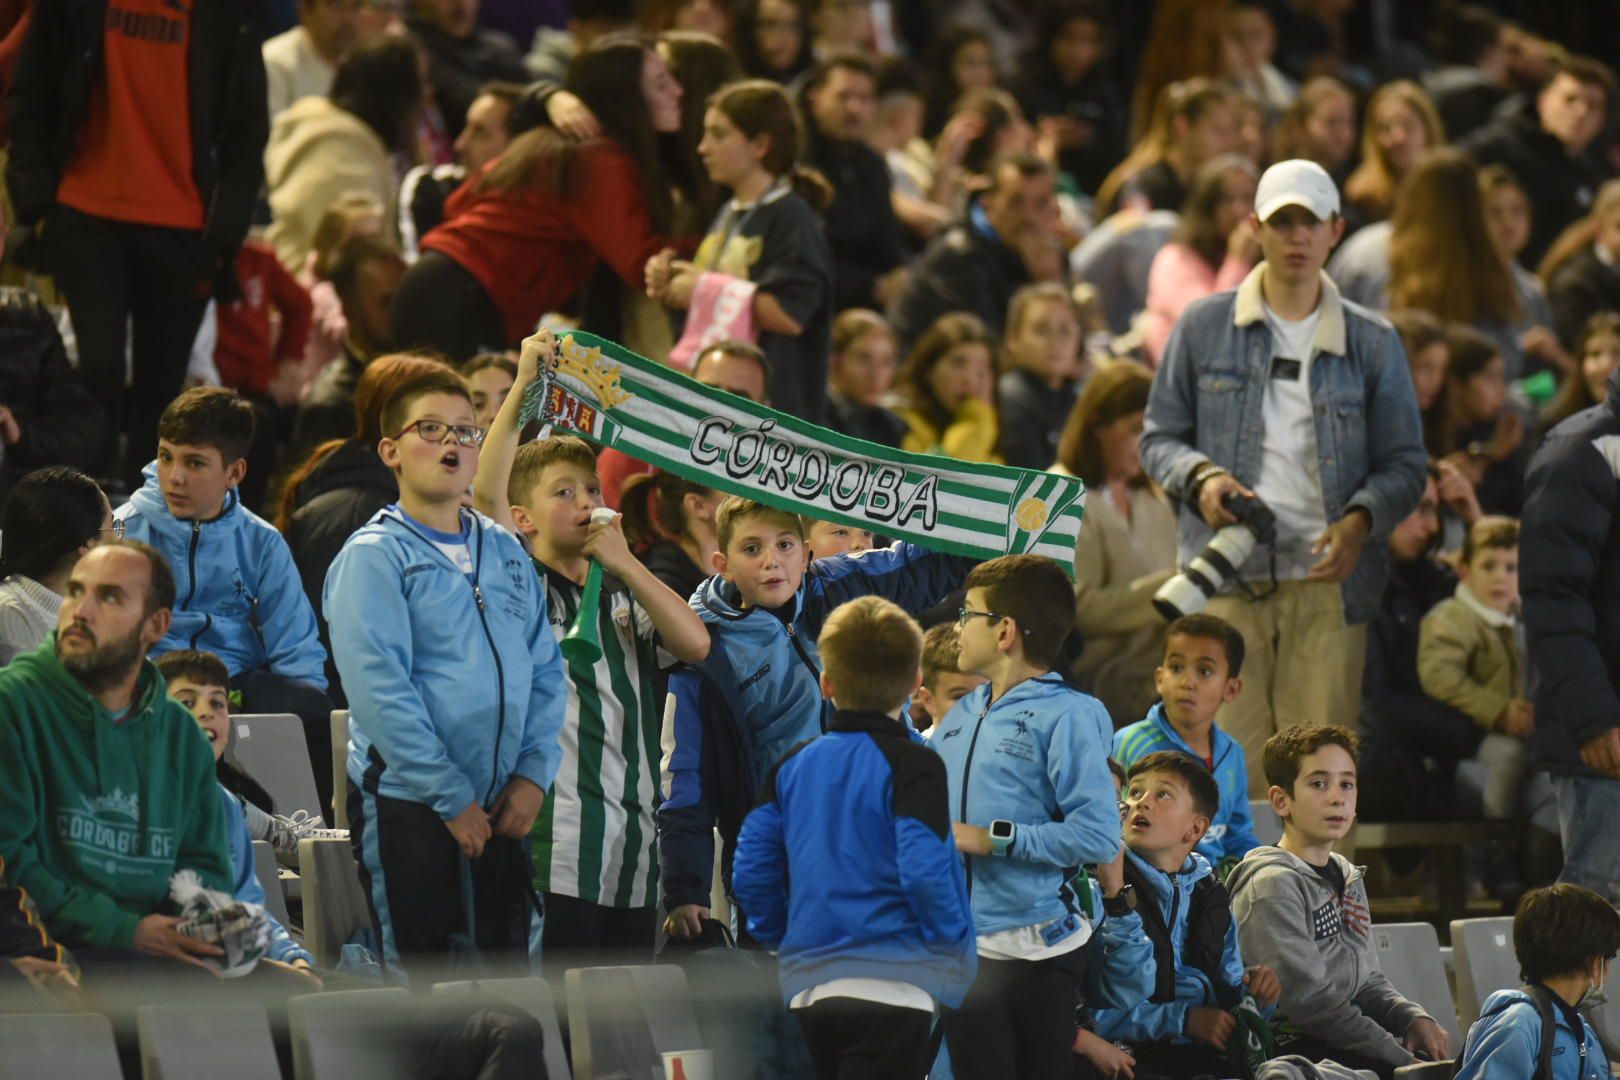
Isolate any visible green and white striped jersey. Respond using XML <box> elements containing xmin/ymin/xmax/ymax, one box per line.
<box><xmin>529</xmin><ymin>561</ymin><xmax>664</xmax><ymax>908</ymax></box>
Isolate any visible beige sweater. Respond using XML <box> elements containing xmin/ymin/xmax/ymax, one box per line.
<box><xmin>264</xmin><ymin>97</ymin><xmax>397</xmax><ymax>273</ymax></box>
<box><xmin>1070</xmin><ymin>482</ymin><xmax>1177</xmax><ymax>724</ymax></box>
<box><xmin>1417</xmin><ymin>583</ymin><xmax>1522</xmax><ymax>731</ymax></box>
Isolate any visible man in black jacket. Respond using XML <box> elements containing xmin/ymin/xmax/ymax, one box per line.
<box><xmin>1523</xmin><ymin>365</ymin><xmax>1620</xmax><ymax>904</ymax></box>
<box><xmin>6</xmin><ymin>0</ymin><xmax>267</xmax><ymax>488</ymax></box>
<box><xmin>801</xmin><ymin>52</ymin><xmax>909</xmax><ymax>315</ymax></box>
<box><xmin>887</xmin><ymin>152</ymin><xmax>1063</xmax><ymax>349</ymax></box>
<box><xmin>1462</xmin><ymin>55</ymin><xmax>1611</xmax><ymax>269</ymax></box>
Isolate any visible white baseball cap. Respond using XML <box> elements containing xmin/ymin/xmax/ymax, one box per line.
<box><xmin>1255</xmin><ymin>158</ymin><xmax>1340</xmax><ymax>223</ymax></box>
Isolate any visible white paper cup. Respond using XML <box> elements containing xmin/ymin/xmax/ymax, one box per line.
<box><xmin>661</xmin><ymin>1048</ymin><xmax>715</xmax><ymax>1080</ymax></box>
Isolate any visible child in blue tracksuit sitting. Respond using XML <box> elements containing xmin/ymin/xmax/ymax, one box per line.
<box><xmin>1454</xmin><ymin>883</ymin><xmax>1618</xmax><ymax>1080</ymax></box>
<box><xmin>1093</xmin><ymin>752</ymin><xmax>1280</xmax><ymax>1079</ymax></box>
<box><xmin>115</xmin><ymin>388</ymin><xmax>336</xmax><ymax>815</ymax></box>
<box><xmin>156</xmin><ymin>650</ymin><xmax>317</xmax><ymax>979</ymax></box>
<box><xmin>732</xmin><ymin>596</ymin><xmax>977</xmax><ymax>1080</ymax></box>
<box><xmin>658</xmin><ymin>497</ymin><xmax>971</xmax><ymax>944</ymax></box>
<box><xmin>324</xmin><ymin>369</ymin><xmax>567</xmax><ymax>981</ymax></box>
<box><xmin>1113</xmin><ymin>614</ymin><xmax>1260</xmax><ymax>877</ymax></box>
<box><xmin>930</xmin><ymin>554</ymin><xmax>1121</xmax><ymax>1080</ymax></box>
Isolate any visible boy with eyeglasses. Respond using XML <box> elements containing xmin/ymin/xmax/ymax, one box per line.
<box><xmin>931</xmin><ymin>554</ymin><xmax>1121</xmax><ymax>1080</ymax></box>
<box><xmin>323</xmin><ymin>364</ymin><xmax>567</xmax><ymax>981</ymax></box>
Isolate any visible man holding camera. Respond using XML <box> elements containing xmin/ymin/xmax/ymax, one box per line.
<box><xmin>1140</xmin><ymin>159</ymin><xmax>1428</xmax><ymax>797</ymax></box>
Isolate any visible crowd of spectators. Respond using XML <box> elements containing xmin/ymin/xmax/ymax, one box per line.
<box><xmin>4</xmin><ymin>0</ymin><xmax>1620</xmax><ymax>1077</ymax></box>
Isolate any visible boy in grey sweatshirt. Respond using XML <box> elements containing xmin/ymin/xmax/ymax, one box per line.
<box><xmin>1227</xmin><ymin>725</ymin><xmax>1450</xmax><ymax>1079</ymax></box>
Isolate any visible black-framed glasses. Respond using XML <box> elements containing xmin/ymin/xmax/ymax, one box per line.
<box><xmin>956</xmin><ymin>606</ymin><xmax>1004</xmax><ymax>628</ymax></box>
<box><xmin>394</xmin><ymin>419</ymin><xmax>487</xmax><ymax>447</ymax></box>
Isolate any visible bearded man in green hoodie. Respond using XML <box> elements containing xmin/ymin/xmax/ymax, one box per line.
<box><xmin>0</xmin><ymin>539</ymin><xmax>232</xmax><ymax>970</ymax></box>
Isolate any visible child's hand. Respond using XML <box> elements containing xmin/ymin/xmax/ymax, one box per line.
<box><xmin>951</xmin><ymin>822</ymin><xmax>992</xmax><ymax>855</ymax></box>
<box><xmin>490</xmin><ymin>777</ymin><xmax>545</xmax><ymax>839</ymax></box>
<box><xmin>582</xmin><ymin>512</ymin><xmax>633</xmax><ymax>577</ymax></box>
<box><xmin>663</xmin><ymin>904</ymin><xmax>710</xmax><ymax>940</ymax></box>
<box><xmin>1186</xmin><ymin>1006</ymin><xmax>1236</xmax><ymax>1050</ymax></box>
<box><xmin>1501</xmin><ymin>699</ymin><xmax>1535</xmax><ymax>740</ymax></box>
<box><xmin>517</xmin><ymin>327</ymin><xmax>558</xmax><ymax>384</ymax></box>
<box><xmin>445</xmin><ymin>801</ymin><xmax>493</xmax><ymax>857</ymax></box>
<box><xmin>1403</xmin><ymin>1016</ymin><xmax>1450</xmax><ymax>1061</ymax></box>
<box><xmin>262</xmin><ymin>958</ymin><xmax>324</xmax><ymax>989</ymax></box>
<box><xmin>1094</xmin><ymin>845</ymin><xmax>1126</xmax><ymax>900</ymax></box>
<box><xmin>1073</xmin><ymin>1029</ymin><xmax>1134</xmax><ymax>1079</ymax></box>
<box><xmin>645</xmin><ymin>248</ymin><xmax>677</xmax><ymax>298</ymax></box>
<box><xmin>1243</xmin><ymin>964</ymin><xmax>1281</xmax><ymax>1008</ymax></box>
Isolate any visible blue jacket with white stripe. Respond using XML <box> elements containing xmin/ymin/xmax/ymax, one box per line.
<box><xmin>732</xmin><ymin>710</ymin><xmax>977</xmax><ymax>1006</ymax></box>
<box><xmin>1113</xmin><ymin>705</ymin><xmax>1260</xmax><ymax>867</ymax></box>
<box><xmin>657</xmin><ymin>542</ymin><xmax>971</xmax><ymax>912</ymax></box>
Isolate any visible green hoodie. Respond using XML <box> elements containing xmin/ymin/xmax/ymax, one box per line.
<box><xmin>0</xmin><ymin>635</ymin><xmax>232</xmax><ymax>949</ymax></box>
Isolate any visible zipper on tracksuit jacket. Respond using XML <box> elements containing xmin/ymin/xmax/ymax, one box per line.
<box><xmin>183</xmin><ymin>521</ymin><xmax>212</xmax><ymax>648</ymax></box>
<box><xmin>782</xmin><ymin>623</ymin><xmax>826</xmax><ymax>730</ymax></box>
<box><xmin>390</xmin><ymin>513</ymin><xmax>509</xmax><ymax>807</ymax></box>
<box><xmin>959</xmin><ymin>698</ymin><xmax>993</xmax><ymax>896</ymax></box>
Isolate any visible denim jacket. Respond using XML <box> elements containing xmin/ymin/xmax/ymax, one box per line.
<box><xmin>1139</xmin><ymin>265</ymin><xmax>1427</xmax><ymax>625</ymax></box>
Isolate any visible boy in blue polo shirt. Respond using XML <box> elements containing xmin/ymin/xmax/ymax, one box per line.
<box><xmin>733</xmin><ymin>596</ymin><xmax>975</xmax><ymax>1080</ymax></box>
<box><xmin>1114</xmin><ymin>614</ymin><xmax>1259</xmax><ymax>876</ymax></box>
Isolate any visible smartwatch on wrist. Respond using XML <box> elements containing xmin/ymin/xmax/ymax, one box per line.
<box><xmin>988</xmin><ymin>819</ymin><xmax>1015</xmax><ymax>857</ymax></box>
<box><xmin>1103</xmin><ymin>884</ymin><xmax>1136</xmax><ymax>917</ymax></box>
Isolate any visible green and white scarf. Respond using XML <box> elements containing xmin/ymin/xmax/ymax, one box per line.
<box><xmin>521</xmin><ymin>332</ymin><xmax>1086</xmax><ymax>569</ymax></box>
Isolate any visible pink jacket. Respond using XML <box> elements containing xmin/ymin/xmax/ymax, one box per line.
<box><xmin>1141</xmin><ymin>243</ymin><xmax>1252</xmax><ymax>366</ymax></box>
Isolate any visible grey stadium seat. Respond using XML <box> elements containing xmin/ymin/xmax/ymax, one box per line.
<box><xmin>1449</xmin><ymin>916</ymin><xmax>1517</xmax><ymax>1028</ymax></box>
<box><xmin>231</xmin><ymin>713</ymin><xmax>322</xmax><ymax>820</ymax></box>
<box><xmin>137</xmin><ymin>1001</ymin><xmax>281</xmax><ymax>1080</ymax></box>
<box><xmin>289</xmin><ymin>988</ymin><xmax>416</xmax><ymax>1080</ymax></box>
<box><xmin>1371</xmin><ymin>922</ymin><xmax>1464</xmax><ymax>1049</ymax></box>
<box><xmin>0</xmin><ymin>1011</ymin><xmax>123</xmax><ymax>1079</ymax></box>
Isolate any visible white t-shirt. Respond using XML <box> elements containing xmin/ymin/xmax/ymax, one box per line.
<box><xmin>1252</xmin><ymin>300</ymin><xmax>1329</xmax><ymax>579</ymax></box>
<box><xmin>788</xmin><ymin>978</ymin><xmax>934</xmax><ymax>1013</ymax></box>
<box><xmin>976</xmin><ymin>910</ymin><xmax>1092</xmax><ymax>961</ymax></box>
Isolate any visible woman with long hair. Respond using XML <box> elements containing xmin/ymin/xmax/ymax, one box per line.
<box><xmin>1330</xmin><ymin>148</ymin><xmax>1550</xmax><ymax>379</ymax></box>
<box><xmin>1129</xmin><ymin>0</ymin><xmax>1228</xmax><ymax>143</ymax></box>
<box><xmin>1541</xmin><ymin>180</ymin><xmax>1620</xmax><ymax>351</ymax></box>
<box><xmin>1010</xmin><ymin>0</ymin><xmax>1123</xmax><ymax>196</ymax></box>
<box><xmin>278</xmin><ymin>353</ymin><xmax>455</xmax><ymax>702</ymax></box>
<box><xmin>1541</xmin><ymin>312</ymin><xmax>1620</xmax><ymax>435</ymax></box>
<box><xmin>1389</xmin><ymin>308</ymin><xmax>1451</xmax><ymax>455</ymax></box>
<box><xmin>892</xmin><ymin>312</ymin><xmax>1000</xmax><ymax>462</ymax></box>
<box><xmin>0</xmin><ymin>467</ymin><xmax>111</xmax><ymax>664</ymax></box>
<box><xmin>266</xmin><ymin>37</ymin><xmax>423</xmax><ymax>271</ymax></box>
<box><xmin>1140</xmin><ymin>154</ymin><xmax>1260</xmax><ymax>365</ymax></box>
<box><xmin>620</xmin><ymin>470</ymin><xmax>722</xmax><ymax>601</ymax></box>
<box><xmin>1095</xmin><ymin>78</ymin><xmax>1236</xmax><ymax>219</ymax></box>
<box><xmin>391</xmin><ymin>34</ymin><xmax>688</xmax><ymax>362</ymax></box>
<box><xmin>1344</xmin><ymin>81</ymin><xmax>1444</xmax><ymax>225</ymax></box>
<box><xmin>1270</xmin><ymin>76</ymin><xmax>1357</xmax><ymax>180</ymax></box>
<box><xmin>646</xmin><ymin>79</ymin><xmax>835</xmax><ymax>420</ymax></box>
<box><xmin>732</xmin><ymin>0</ymin><xmax>812</xmax><ymax>85</ymax></box>
<box><xmin>1056</xmin><ymin>361</ymin><xmax>1175</xmax><ymax>726</ymax></box>
<box><xmin>1436</xmin><ymin>325</ymin><xmax>1527</xmax><ymax>515</ymax></box>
